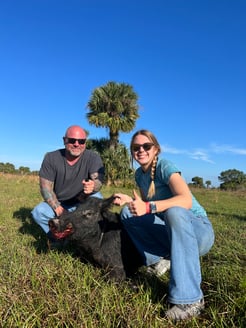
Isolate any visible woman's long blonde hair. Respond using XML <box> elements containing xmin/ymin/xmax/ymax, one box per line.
<box><xmin>130</xmin><ymin>130</ymin><xmax>161</xmax><ymax>199</ymax></box>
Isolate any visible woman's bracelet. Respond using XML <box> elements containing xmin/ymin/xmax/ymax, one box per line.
<box><xmin>145</xmin><ymin>202</ymin><xmax>150</xmax><ymax>214</ymax></box>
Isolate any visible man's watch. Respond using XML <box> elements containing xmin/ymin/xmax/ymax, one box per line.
<box><xmin>149</xmin><ymin>201</ymin><xmax>157</xmax><ymax>214</ymax></box>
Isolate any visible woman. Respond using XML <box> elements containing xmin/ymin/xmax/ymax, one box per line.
<box><xmin>113</xmin><ymin>130</ymin><xmax>214</xmax><ymax>321</ymax></box>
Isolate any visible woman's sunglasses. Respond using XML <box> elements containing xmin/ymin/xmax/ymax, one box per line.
<box><xmin>132</xmin><ymin>143</ymin><xmax>154</xmax><ymax>152</ymax></box>
<box><xmin>66</xmin><ymin>138</ymin><xmax>86</xmax><ymax>145</ymax></box>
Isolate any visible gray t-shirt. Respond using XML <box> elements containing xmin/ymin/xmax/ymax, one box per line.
<box><xmin>39</xmin><ymin>149</ymin><xmax>104</xmax><ymax>203</ymax></box>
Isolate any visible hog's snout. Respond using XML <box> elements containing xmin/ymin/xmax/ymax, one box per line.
<box><xmin>48</xmin><ymin>218</ymin><xmax>60</xmax><ymax>229</ymax></box>
<box><xmin>48</xmin><ymin>219</ymin><xmax>74</xmax><ymax>240</ymax></box>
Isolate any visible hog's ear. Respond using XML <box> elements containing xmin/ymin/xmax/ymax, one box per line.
<box><xmin>101</xmin><ymin>195</ymin><xmax>115</xmax><ymax>211</ymax></box>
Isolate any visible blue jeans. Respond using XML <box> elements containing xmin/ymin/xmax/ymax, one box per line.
<box><xmin>31</xmin><ymin>192</ymin><xmax>103</xmax><ymax>235</ymax></box>
<box><xmin>120</xmin><ymin>206</ymin><xmax>214</xmax><ymax>305</ymax></box>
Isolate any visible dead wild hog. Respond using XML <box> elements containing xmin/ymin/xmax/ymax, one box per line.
<box><xmin>48</xmin><ymin>196</ymin><xmax>143</xmax><ymax>281</ymax></box>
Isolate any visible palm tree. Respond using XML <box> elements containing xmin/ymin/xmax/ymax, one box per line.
<box><xmin>86</xmin><ymin>137</ymin><xmax>110</xmax><ymax>154</ymax></box>
<box><xmin>86</xmin><ymin>137</ymin><xmax>134</xmax><ymax>185</ymax></box>
<box><xmin>101</xmin><ymin>143</ymin><xmax>134</xmax><ymax>186</ymax></box>
<box><xmin>87</xmin><ymin>81</ymin><xmax>139</xmax><ymax>150</ymax></box>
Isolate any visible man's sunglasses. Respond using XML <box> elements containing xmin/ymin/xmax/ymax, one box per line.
<box><xmin>66</xmin><ymin>138</ymin><xmax>86</xmax><ymax>145</ymax></box>
<box><xmin>132</xmin><ymin>143</ymin><xmax>154</xmax><ymax>152</ymax></box>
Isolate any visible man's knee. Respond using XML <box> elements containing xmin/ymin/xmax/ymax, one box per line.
<box><xmin>31</xmin><ymin>205</ymin><xmax>40</xmax><ymax>224</ymax></box>
<box><xmin>31</xmin><ymin>202</ymin><xmax>54</xmax><ymax>224</ymax></box>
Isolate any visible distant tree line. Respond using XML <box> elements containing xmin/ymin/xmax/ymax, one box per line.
<box><xmin>1</xmin><ymin>162</ymin><xmax>245</xmax><ymax>191</ymax></box>
<box><xmin>1</xmin><ymin>81</ymin><xmax>246</xmax><ymax>191</ymax></box>
<box><xmin>190</xmin><ymin>169</ymin><xmax>246</xmax><ymax>190</ymax></box>
<box><xmin>0</xmin><ymin>162</ymin><xmax>39</xmax><ymax>176</ymax></box>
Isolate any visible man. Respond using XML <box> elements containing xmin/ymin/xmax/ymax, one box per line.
<box><xmin>31</xmin><ymin>125</ymin><xmax>105</xmax><ymax>247</ymax></box>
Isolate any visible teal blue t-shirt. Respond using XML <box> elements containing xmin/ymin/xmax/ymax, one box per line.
<box><xmin>135</xmin><ymin>157</ymin><xmax>207</xmax><ymax>217</ymax></box>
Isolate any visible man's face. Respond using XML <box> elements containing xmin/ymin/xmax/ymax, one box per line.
<box><xmin>63</xmin><ymin>128</ymin><xmax>87</xmax><ymax>158</ymax></box>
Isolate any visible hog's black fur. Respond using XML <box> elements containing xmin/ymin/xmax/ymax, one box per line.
<box><xmin>49</xmin><ymin>196</ymin><xmax>143</xmax><ymax>281</ymax></box>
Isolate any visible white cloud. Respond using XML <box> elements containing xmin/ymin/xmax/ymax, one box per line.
<box><xmin>189</xmin><ymin>150</ymin><xmax>215</xmax><ymax>164</ymax></box>
<box><xmin>210</xmin><ymin>143</ymin><xmax>246</xmax><ymax>155</ymax></box>
<box><xmin>161</xmin><ymin>142</ymin><xmax>246</xmax><ymax>164</ymax></box>
<box><xmin>161</xmin><ymin>145</ymin><xmax>185</xmax><ymax>155</ymax></box>
<box><xmin>161</xmin><ymin>144</ymin><xmax>214</xmax><ymax>163</ymax></box>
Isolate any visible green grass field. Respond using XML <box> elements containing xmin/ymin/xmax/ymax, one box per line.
<box><xmin>0</xmin><ymin>174</ymin><xmax>245</xmax><ymax>327</ymax></box>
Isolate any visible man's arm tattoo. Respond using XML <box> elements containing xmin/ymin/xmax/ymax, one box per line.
<box><xmin>40</xmin><ymin>177</ymin><xmax>60</xmax><ymax>209</ymax></box>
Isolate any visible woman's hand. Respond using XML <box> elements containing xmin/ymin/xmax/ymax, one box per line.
<box><xmin>128</xmin><ymin>190</ymin><xmax>147</xmax><ymax>216</ymax></box>
<box><xmin>114</xmin><ymin>190</ymin><xmax>147</xmax><ymax>216</ymax></box>
<box><xmin>113</xmin><ymin>193</ymin><xmax>133</xmax><ymax>206</ymax></box>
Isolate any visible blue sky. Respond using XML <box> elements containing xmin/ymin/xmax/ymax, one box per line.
<box><xmin>0</xmin><ymin>0</ymin><xmax>245</xmax><ymax>187</ymax></box>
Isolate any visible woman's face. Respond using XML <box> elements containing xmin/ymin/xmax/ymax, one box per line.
<box><xmin>132</xmin><ymin>134</ymin><xmax>158</xmax><ymax>171</ymax></box>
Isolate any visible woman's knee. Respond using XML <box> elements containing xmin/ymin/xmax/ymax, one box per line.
<box><xmin>199</xmin><ymin>226</ymin><xmax>215</xmax><ymax>256</ymax></box>
<box><xmin>164</xmin><ymin>206</ymin><xmax>189</xmax><ymax>227</ymax></box>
